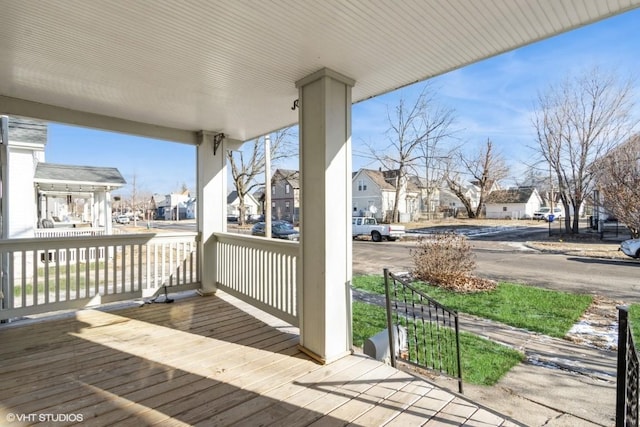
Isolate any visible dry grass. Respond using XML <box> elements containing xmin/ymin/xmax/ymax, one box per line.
<box><xmin>411</xmin><ymin>232</ymin><xmax>496</xmax><ymax>293</ymax></box>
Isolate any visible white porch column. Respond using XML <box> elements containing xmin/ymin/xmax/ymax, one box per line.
<box><xmin>197</xmin><ymin>131</ymin><xmax>227</xmax><ymax>294</ymax></box>
<box><xmin>102</xmin><ymin>191</ymin><xmax>113</xmax><ymax>235</ymax></box>
<box><xmin>296</xmin><ymin>68</ymin><xmax>355</xmax><ymax>364</ymax></box>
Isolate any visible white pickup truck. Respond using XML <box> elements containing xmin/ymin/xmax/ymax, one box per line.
<box><xmin>352</xmin><ymin>217</ymin><xmax>405</xmax><ymax>242</ymax></box>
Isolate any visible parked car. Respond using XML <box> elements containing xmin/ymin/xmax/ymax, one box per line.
<box><xmin>251</xmin><ymin>221</ymin><xmax>300</xmax><ymax>241</ymax></box>
<box><xmin>352</xmin><ymin>216</ymin><xmax>405</xmax><ymax>242</ymax></box>
<box><xmin>246</xmin><ymin>214</ymin><xmax>263</xmax><ymax>223</ymax></box>
<box><xmin>115</xmin><ymin>215</ymin><xmax>130</xmax><ymax>224</ymax></box>
<box><xmin>619</xmin><ymin>239</ymin><xmax>640</xmax><ymax>259</ymax></box>
<box><xmin>533</xmin><ymin>206</ymin><xmax>563</xmax><ymax>222</ymax></box>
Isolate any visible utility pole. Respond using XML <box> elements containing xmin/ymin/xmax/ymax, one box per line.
<box><xmin>264</xmin><ymin>134</ymin><xmax>272</xmax><ymax>238</ymax></box>
<box><xmin>549</xmin><ymin>163</ymin><xmax>554</xmax><ymax>211</ymax></box>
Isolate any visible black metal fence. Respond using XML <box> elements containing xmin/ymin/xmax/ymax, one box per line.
<box><xmin>617</xmin><ymin>306</ymin><xmax>639</xmax><ymax>427</ymax></box>
<box><xmin>546</xmin><ymin>216</ymin><xmax>628</xmax><ymax>240</ymax></box>
<box><xmin>383</xmin><ymin>268</ymin><xmax>463</xmax><ymax>393</ymax></box>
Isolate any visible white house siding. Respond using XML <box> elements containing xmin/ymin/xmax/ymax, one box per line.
<box><xmin>485</xmin><ymin>203</ymin><xmax>528</xmax><ymax>219</ymax></box>
<box><xmin>484</xmin><ymin>188</ymin><xmax>542</xmax><ymax>219</ymax></box>
<box><xmin>352</xmin><ymin>169</ymin><xmax>421</xmax><ymax>222</ymax></box>
<box><xmin>6</xmin><ymin>145</ymin><xmax>42</xmax><ymax>238</ymax></box>
<box><xmin>227</xmin><ymin>194</ymin><xmax>259</xmax><ymax>217</ymax></box>
<box><xmin>352</xmin><ymin>172</ymin><xmax>384</xmax><ymax>219</ymax></box>
<box><xmin>163</xmin><ymin>193</ymin><xmax>190</xmax><ymax>220</ymax></box>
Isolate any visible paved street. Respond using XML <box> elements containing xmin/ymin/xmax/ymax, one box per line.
<box><xmin>353</xmin><ymin>226</ymin><xmax>640</xmax><ymax>303</ymax></box>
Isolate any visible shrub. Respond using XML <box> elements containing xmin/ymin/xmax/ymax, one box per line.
<box><xmin>411</xmin><ymin>232</ymin><xmax>496</xmax><ymax>293</ymax></box>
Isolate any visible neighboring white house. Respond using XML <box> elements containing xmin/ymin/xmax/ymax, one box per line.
<box><xmin>352</xmin><ymin>168</ymin><xmax>420</xmax><ymax>222</ymax></box>
<box><xmin>484</xmin><ymin>187</ymin><xmax>542</xmax><ymax>219</ymax></box>
<box><xmin>0</xmin><ymin>116</ymin><xmax>126</xmax><ymax>238</ymax></box>
<box><xmin>437</xmin><ymin>180</ymin><xmax>502</xmax><ymax>218</ymax></box>
<box><xmin>227</xmin><ymin>190</ymin><xmax>260</xmax><ymax>219</ymax></box>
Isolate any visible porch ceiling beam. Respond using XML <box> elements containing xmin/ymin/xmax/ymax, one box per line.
<box><xmin>0</xmin><ymin>95</ymin><xmax>199</xmax><ymax>145</ymax></box>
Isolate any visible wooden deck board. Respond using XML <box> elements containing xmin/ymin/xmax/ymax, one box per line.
<box><xmin>0</xmin><ymin>290</ymin><xmax>519</xmax><ymax>427</ymax></box>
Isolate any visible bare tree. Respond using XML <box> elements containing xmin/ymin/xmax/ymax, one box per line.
<box><xmin>367</xmin><ymin>83</ymin><xmax>456</xmax><ymax>223</ymax></box>
<box><xmin>593</xmin><ymin>134</ymin><xmax>640</xmax><ymax>238</ymax></box>
<box><xmin>413</xmin><ymin>102</ymin><xmax>457</xmax><ymax>219</ymax></box>
<box><xmin>227</xmin><ymin>128</ymin><xmax>296</xmax><ymax>226</ymax></box>
<box><xmin>444</xmin><ymin>139</ymin><xmax>509</xmax><ymax>218</ymax></box>
<box><xmin>533</xmin><ymin>67</ymin><xmax>636</xmax><ymax>234</ymax></box>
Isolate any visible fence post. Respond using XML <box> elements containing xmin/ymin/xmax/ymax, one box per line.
<box><xmin>383</xmin><ymin>268</ymin><xmax>396</xmax><ymax>368</ymax></box>
<box><xmin>454</xmin><ymin>315</ymin><xmax>463</xmax><ymax>394</ymax></box>
<box><xmin>617</xmin><ymin>305</ymin><xmax>629</xmax><ymax>427</ymax></box>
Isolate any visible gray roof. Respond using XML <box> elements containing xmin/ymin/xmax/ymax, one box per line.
<box><xmin>34</xmin><ymin>163</ymin><xmax>126</xmax><ymax>187</ymax></box>
<box><xmin>485</xmin><ymin>187</ymin><xmax>536</xmax><ymax>204</ymax></box>
<box><xmin>227</xmin><ymin>191</ymin><xmax>239</xmax><ymax>204</ymax></box>
<box><xmin>273</xmin><ymin>169</ymin><xmax>299</xmax><ymax>188</ymax></box>
<box><xmin>356</xmin><ymin>169</ymin><xmax>421</xmax><ymax>192</ymax></box>
<box><xmin>7</xmin><ymin>116</ymin><xmax>47</xmax><ymax>145</ymax></box>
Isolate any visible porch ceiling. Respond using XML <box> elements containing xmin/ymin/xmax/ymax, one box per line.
<box><xmin>0</xmin><ymin>1</ymin><xmax>638</xmax><ymax>144</ymax></box>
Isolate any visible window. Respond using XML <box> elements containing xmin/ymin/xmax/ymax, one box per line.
<box><xmin>503</xmin><ymin>206</ymin><xmax>507</xmax><ymax>212</ymax></box>
<box><xmin>271</xmin><ymin>185</ymin><xmax>275</xmax><ymax>195</ymax></box>
<box><xmin>285</xmin><ymin>201</ymin><xmax>290</xmax><ymax>212</ymax></box>
<box><xmin>271</xmin><ymin>201</ymin><xmax>275</xmax><ymax>208</ymax></box>
<box><xmin>285</xmin><ymin>184</ymin><xmax>291</xmax><ymax>194</ymax></box>
<box><xmin>357</xmin><ymin>179</ymin><xmax>367</xmax><ymax>191</ymax></box>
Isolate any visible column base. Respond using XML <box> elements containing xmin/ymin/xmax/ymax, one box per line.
<box><xmin>298</xmin><ymin>344</ymin><xmax>353</xmax><ymax>365</ymax></box>
<box><xmin>196</xmin><ymin>288</ymin><xmax>217</xmax><ymax>297</ymax></box>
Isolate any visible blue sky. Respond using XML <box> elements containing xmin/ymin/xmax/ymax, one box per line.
<box><xmin>46</xmin><ymin>8</ymin><xmax>640</xmax><ymax>197</ymax></box>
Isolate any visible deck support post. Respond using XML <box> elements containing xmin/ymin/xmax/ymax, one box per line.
<box><xmin>197</xmin><ymin>131</ymin><xmax>228</xmax><ymax>295</ymax></box>
<box><xmin>296</xmin><ymin>68</ymin><xmax>355</xmax><ymax>364</ymax></box>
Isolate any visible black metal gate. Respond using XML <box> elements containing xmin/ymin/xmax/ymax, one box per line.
<box><xmin>617</xmin><ymin>306</ymin><xmax>639</xmax><ymax>427</ymax></box>
<box><xmin>383</xmin><ymin>268</ymin><xmax>463</xmax><ymax>393</ymax></box>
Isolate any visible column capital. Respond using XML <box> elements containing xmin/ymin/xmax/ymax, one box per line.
<box><xmin>296</xmin><ymin>68</ymin><xmax>355</xmax><ymax>89</ymax></box>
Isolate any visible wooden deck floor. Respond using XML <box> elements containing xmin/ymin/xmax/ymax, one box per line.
<box><xmin>0</xmin><ymin>291</ymin><xmax>520</xmax><ymax>426</ymax></box>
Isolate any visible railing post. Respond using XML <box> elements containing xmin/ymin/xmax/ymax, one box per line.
<box><xmin>383</xmin><ymin>268</ymin><xmax>396</xmax><ymax>368</ymax></box>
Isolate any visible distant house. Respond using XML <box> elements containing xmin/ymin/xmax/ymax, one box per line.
<box><xmin>484</xmin><ymin>187</ymin><xmax>542</xmax><ymax>219</ymax></box>
<box><xmin>227</xmin><ymin>191</ymin><xmax>260</xmax><ymax>219</ymax></box>
<box><xmin>437</xmin><ymin>180</ymin><xmax>502</xmax><ymax>218</ymax></box>
<box><xmin>590</xmin><ymin>133</ymin><xmax>640</xmax><ymax>224</ymax></box>
<box><xmin>271</xmin><ymin>169</ymin><xmax>300</xmax><ymax>223</ymax></box>
<box><xmin>185</xmin><ymin>197</ymin><xmax>197</xmax><ymax>219</ymax></box>
<box><xmin>159</xmin><ymin>192</ymin><xmax>190</xmax><ymax>220</ymax></box>
<box><xmin>352</xmin><ymin>168</ymin><xmax>420</xmax><ymax>222</ymax></box>
<box><xmin>1</xmin><ymin>116</ymin><xmax>125</xmax><ymax>238</ymax></box>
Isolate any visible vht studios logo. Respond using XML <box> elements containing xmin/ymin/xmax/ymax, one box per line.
<box><xmin>6</xmin><ymin>413</ymin><xmax>84</xmax><ymax>423</ymax></box>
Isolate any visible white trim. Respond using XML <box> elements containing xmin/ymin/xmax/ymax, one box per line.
<box><xmin>0</xmin><ymin>95</ymin><xmax>199</xmax><ymax>145</ymax></box>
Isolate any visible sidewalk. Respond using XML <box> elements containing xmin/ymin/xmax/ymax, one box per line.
<box><xmin>352</xmin><ymin>289</ymin><xmax>618</xmax><ymax>426</ymax></box>
<box><xmin>452</xmin><ymin>313</ymin><xmax>617</xmax><ymax>426</ymax></box>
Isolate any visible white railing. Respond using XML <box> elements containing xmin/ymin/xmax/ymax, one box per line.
<box><xmin>0</xmin><ymin>232</ymin><xmax>199</xmax><ymax>320</ymax></box>
<box><xmin>214</xmin><ymin>232</ymin><xmax>299</xmax><ymax>326</ymax></box>
<box><xmin>34</xmin><ymin>227</ymin><xmax>124</xmax><ymax>238</ymax></box>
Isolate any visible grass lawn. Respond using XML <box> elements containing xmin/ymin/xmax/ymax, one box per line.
<box><xmin>628</xmin><ymin>304</ymin><xmax>640</xmax><ymax>345</ymax></box>
<box><xmin>353</xmin><ymin>274</ymin><xmax>592</xmax><ymax>338</ymax></box>
<box><xmin>351</xmin><ymin>273</ymin><xmax>593</xmax><ymax>386</ymax></box>
<box><xmin>352</xmin><ymin>301</ymin><xmax>524</xmax><ymax>385</ymax></box>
